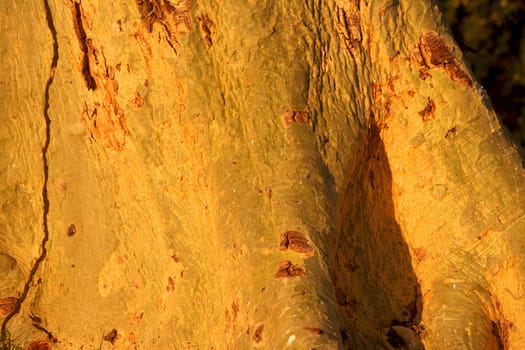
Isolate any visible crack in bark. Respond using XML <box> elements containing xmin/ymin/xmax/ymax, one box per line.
<box><xmin>72</xmin><ymin>1</ymin><xmax>97</xmax><ymax>90</ymax></box>
<box><xmin>0</xmin><ymin>0</ymin><xmax>59</xmax><ymax>341</ymax></box>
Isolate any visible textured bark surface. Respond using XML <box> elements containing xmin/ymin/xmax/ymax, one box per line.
<box><xmin>1</xmin><ymin>0</ymin><xmax>524</xmax><ymax>349</ymax></box>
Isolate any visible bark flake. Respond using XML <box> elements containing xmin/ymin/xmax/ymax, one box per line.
<box><xmin>103</xmin><ymin>328</ymin><xmax>118</xmax><ymax>344</ymax></box>
<box><xmin>67</xmin><ymin>224</ymin><xmax>77</xmax><ymax>236</ymax></box>
<box><xmin>274</xmin><ymin>261</ymin><xmax>306</xmax><ymax>278</ymax></box>
<box><xmin>283</xmin><ymin>110</ymin><xmax>311</xmax><ymax>127</ymax></box>
<box><xmin>419</xmin><ymin>31</ymin><xmax>472</xmax><ymax>87</ymax></box>
<box><xmin>252</xmin><ymin>324</ymin><xmax>264</xmax><ymax>343</ymax></box>
<box><xmin>418</xmin><ymin>97</ymin><xmax>436</xmax><ymax>122</ymax></box>
<box><xmin>279</xmin><ymin>231</ymin><xmax>314</xmax><ymax>256</ymax></box>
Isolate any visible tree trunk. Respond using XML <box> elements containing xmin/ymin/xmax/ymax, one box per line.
<box><xmin>1</xmin><ymin>0</ymin><xmax>524</xmax><ymax>349</ymax></box>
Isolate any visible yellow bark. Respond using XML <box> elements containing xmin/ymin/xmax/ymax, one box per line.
<box><xmin>1</xmin><ymin>0</ymin><xmax>524</xmax><ymax>349</ymax></box>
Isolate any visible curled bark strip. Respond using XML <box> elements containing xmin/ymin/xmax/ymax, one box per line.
<box><xmin>274</xmin><ymin>260</ymin><xmax>306</xmax><ymax>278</ymax></box>
<box><xmin>419</xmin><ymin>31</ymin><xmax>472</xmax><ymax>87</ymax></box>
<box><xmin>279</xmin><ymin>231</ymin><xmax>314</xmax><ymax>257</ymax></box>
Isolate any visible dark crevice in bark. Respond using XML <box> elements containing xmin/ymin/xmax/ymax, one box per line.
<box><xmin>72</xmin><ymin>1</ymin><xmax>97</xmax><ymax>90</ymax></box>
<box><xmin>0</xmin><ymin>0</ymin><xmax>59</xmax><ymax>342</ymax></box>
<box><xmin>332</xmin><ymin>122</ymin><xmax>424</xmax><ymax>348</ymax></box>
<box><xmin>31</xmin><ymin>313</ymin><xmax>57</xmax><ymax>343</ymax></box>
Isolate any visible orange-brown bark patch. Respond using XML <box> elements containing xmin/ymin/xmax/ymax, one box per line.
<box><xmin>419</xmin><ymin>31</ymin><xmax>472</xmax><ymax>87</ymax></box>
<box><xmin>283</xmin><ymin>110</ymin><xmax>310</xmax><ymax>126</ymax></box>
<box><xmin>418</xmin><ymin>97</ymin><xmax>436</xmax><ymax>122</ymax></box>
<box><xmin>274</xmin><ymin>261</ymin><xmax>306</xmax><ymax>278</ymax></box>
<box><xmin>279</xmin><ymin>230</ymin><xmax>314</xmax><ymax>256</ymax></box>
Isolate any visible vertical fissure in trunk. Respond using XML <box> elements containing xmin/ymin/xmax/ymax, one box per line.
<box><xmin>72</xmin><ymin>1</ymin><xmax>97</xmax><ymax>90</ymax></box>
<box><xmin>0</xmin><ymin>0</ymin><xmax>59</xmax><ymax>342</ymax></box>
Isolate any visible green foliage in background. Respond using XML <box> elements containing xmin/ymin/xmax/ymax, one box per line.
<box><xmin>438</xmin><ymin>0</ymin><xmax>525</xmax><ymax>147</ymax></box>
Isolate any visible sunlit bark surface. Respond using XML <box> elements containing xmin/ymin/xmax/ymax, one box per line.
<box><xmin>1</xmin><ymin>0</ymin><xmax>524</xmax><ymax>349</ymax></box>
